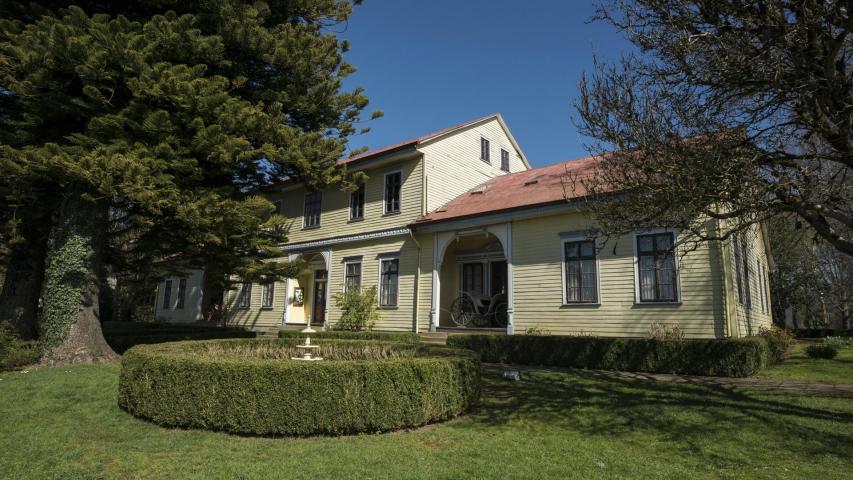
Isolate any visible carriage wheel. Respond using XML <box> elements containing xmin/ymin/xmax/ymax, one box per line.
<box><xmin>450</xmin><ymin>296</ymin><xmax>476</xmax><ymax>327</ymax></box>
<box><xmin>492</xmin><ymin>302</ymin><xmax>508</xmax><ymax>328</ymax></box>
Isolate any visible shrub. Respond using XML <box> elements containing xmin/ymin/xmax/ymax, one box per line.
<box><xmin>822</xmin><ymin>336</ymin><xmax>848</xmax><ymax>349</ymax></box>
<box><xmin>107</xmin><ymin>330</ymin><xmax>255</xmax><ymax>354</ymax></box>
<box><xmin>101</xmin><ymin>321</ymin><xmax>246</xmax><ymax>336</ymax></box>
<box><xmin>805</xmin><ymin>343</ymin><xmax>839</xmax><ymax>359</ymax></box>
<box><xmin>0</xmin><ymin>322</ymin><xmax>40</xmax><ymax>370</ymax></box>
<box><xmin>278</xmin><ymin>329</ymin><xmax>420</xmax><ymax>343</ymax></box>
<box><xmin>332</xmin><ymin>286</ymin><xmax>379</xmax><ymax>331</ymax></box>
<box><xmin>647</xmin><ymin>322</ymin><xmax>685</xmax><ymax>340</ymax></box>
<box><xmin>447</xmin><ymin>334</ymin><xmax>770</xmax><ymax>377</ymax></box>
<box><xmin>759</xmin><ymin>326</ymin><xmax>795</xmax><ymax>363</ymax></box>
<box><xmin>118</xmin><ymin>338</ymin><xmax>480</xmax><ymax>436</ymax></box>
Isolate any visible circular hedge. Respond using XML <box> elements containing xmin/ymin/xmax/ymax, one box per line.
<box><xmin>118</xmin><ymin>338</ymin><xmax>480</xmax><ymax>436</ymax></box>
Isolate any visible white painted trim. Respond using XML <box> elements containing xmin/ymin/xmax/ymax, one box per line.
<box><xmin>280</xmin><ymin>227</ymin><xmax>410</xmax><ymax>252</ymax></box>
<box><xmin>195</xmin><ymin>270</ymin><xmax>205</xmax><ymax>321</ymax></box>
<box><xmin>324</xmin><ymin>248</ymin><xmax>332</xmax><ymax>328</ymax></box>
<box><xmin>559</xmin><ymin>235</ymin><xmax>602</xmax><ymax>306</ymax></box>
<box><xmin>505</xmin><ymin>222</ymin><xmax>514</xmax><ymax>335</ymax></box>
<box><xmin>383</xmin><ymin>169</ymin><xmax>403</xmax><ymax>215</ymax></box>
<box><xmin>631</xmin><ymin>228</ymin><xmax>682</xmax><ymax>305</ymax></box>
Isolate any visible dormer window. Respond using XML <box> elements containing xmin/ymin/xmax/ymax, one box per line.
<box><xmin>500</xmin><ymin>149</ymin><xmax>510</xmax><ymax>172</ymax></box>
<box><xmin>480</xmin><ymin>137</ymin><xmax>490</xmax><ymax>163</ymax></box>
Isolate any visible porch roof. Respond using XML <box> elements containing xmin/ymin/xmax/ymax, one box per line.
<box><xmin>411</xmin><ymin>155</ymin><xmax>603</xmax><ymax>226</ymax></box>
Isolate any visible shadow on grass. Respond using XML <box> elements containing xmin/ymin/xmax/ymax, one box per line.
<box><xmin>465</xmin><ymin>366</ymin><xmax>853</xmax><ymax>460</ymax></box>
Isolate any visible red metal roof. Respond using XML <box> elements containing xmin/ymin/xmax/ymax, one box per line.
<box><xmin>412</xmin><ymin>155</ymin><xmax>603</xmax><ymax>225</ymax></box>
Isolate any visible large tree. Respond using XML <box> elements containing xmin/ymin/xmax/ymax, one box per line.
<box><xmin>574</xmin><ymin>0</ymin><xmax>852</xmax><ymax>255</ymax></box>
<box><xmin>0</xmin><ymin>1</ymin><xmax>377</xmax><ymax>364</ymax></box>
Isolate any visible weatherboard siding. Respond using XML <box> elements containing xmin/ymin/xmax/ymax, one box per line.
<box><xmin>510</xmin><ymin>213</ymin><xmax>727</xmax><ymax>338</ymax></box>
<box><xmin>420</xmin><ymin>118</ymin><xmax>527</xmax><ymax>214</ymax></box>
<box><xmin>724</xmin><ymin>222</ymin><xmax>774</xmax><ymax>337</ymax></box>
<box><xmin>269</xmin><ymin>156</ymin><xmax>424</xmax><ymax>245</ymax></box>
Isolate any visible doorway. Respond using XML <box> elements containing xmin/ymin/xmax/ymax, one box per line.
<box><xmin>312</xmin><ymin>270</ymin><xmax>327</xmax><ymax>325</ymax></box>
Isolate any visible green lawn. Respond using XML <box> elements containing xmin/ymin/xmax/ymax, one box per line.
<box><xmin>759</xmin><ymin>342</ymin><xmax>853</xmax><ymax>384</ymax></box>
<box><xmin>1</xmin><ymin>364</ymin><xmax>851</xmax><ymax>480</ymax></box>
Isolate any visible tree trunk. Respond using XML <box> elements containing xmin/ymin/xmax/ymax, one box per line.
<box><xmin>39</xmin><ymin>189</ymin><xmax>117</xmax><ymax>365</ymax></box>
<box><xmin>0</xmin><ymin>239</ymin><xmax>47</xmax><ymax>339</ymax></box>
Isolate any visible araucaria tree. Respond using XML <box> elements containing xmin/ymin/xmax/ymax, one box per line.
<box><xmin>574</xmin><ymin>0</ymin><xmax>852</xmax><ymax>255</ymax></box>
<box><xmin>0</xmin><ymin>1</ymin><xmax>377</xmax><ymax>364</ymax></box>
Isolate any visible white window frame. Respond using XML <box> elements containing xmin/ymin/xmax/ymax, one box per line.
<box><xmin>238</xmin><ymin>282</ymin><xmax>252</xmax><ymax>309</ymax></box>
<box><xmin>480</xmin><ymin>137</ymin><xmax>490</xmax><ymax>163</ymax></box>
<box><xmin>302</xmin><ymin>191</ymin><xmax>322</xmax><ymax>229</ymax></box>
<box><xmin>349</xmin><ymin>183</ymin><xmax>365</xmax><ymax>221</ymax></box>
<box><xmin>176</xmin><ymin>278</ymin><xmax>187</xmax><ymax>310</ymax></box>
<box><xmin>343</xmin><ymin>259</ymin><xmax>363</xmax><ymax>292</ymax></box>
<box><xmin>162</xmin><ymin>278</ymin><xmax>173</xmax><ymax>310</ymax></box>
<box><xmin>383</xmin><ymin>170</ymin><xmax>402</xmax><ymax>215</ymax></box>
<box><xmin>560</xmin><ymin>236</ymin><xmax>601</xmax><ymax>306</ymax></box>
<box><xmin>500</xmin><ymin>148</ymin><xmax>510</xmax><ymax>172</ymax></box>
<box><xmin>632</xmin><ymin>228</ymin><xmax>682</xmax><ymax>304</ymax></box>
<box><xmin>261</xmin><ymin>282</ymin><xmax>275</xmax><ymax>309</ymax></box>
<box><xmin>377</xmin><ymin>254</ymin><xmax>400</xmax><ymax>308</ymax></box>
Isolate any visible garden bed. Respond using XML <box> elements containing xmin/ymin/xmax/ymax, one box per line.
<box><xmin>118</xmin><ymin>338</ymin><xmax>480</xmax><ymax>436</ymax></box>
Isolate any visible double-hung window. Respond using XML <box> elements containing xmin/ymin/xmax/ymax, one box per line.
<box><xmin>162</xmin><ymin>279</ymin><xmax>173</xmax><ymax>309</ymax></box>
<box><xmin>303</xmin><ymin>191</ymin><xmax>322</xmax><ymax>228</ymax></box>
<box><xmin>636</xmin><ymin>232</ymin><xmax>678</xmax><ymax>302</ymax></box>
<box><xmin>500</xmin><ymin>149</ymin><xmax>510</xmax><ymax>172</ymax></box>
<box><xmin>350</xmin><ymin>183</ymin><xmax>365</xmax><ymax>220</ymax></box>
<box><xmin>384</xmin><ymin>172</ymin><xmax>401</xmax><ymax>214</ymax></box>
<box><xmin>734</xmin><ymin>236</ymin><xmax>744</xmax><ymax>304</ymax></box>
<box><xmin>564</xmin><ymin>240</ymin><xmax>598</xmax><ymax>303</ymax></box>
<box><xmin>176</xmin><ymin>278</ymin><xmax>187</xmax><ymax>309</ymax></box>
<box><xmin>379</xmin><ymin>257</ymin><xmax>399</xmax><ymax>307</ymax></box>
<box><xmin>741</xmin><ymin>237</ymin><xmax>752</xmax><ymax>309</ymax></box>
<box><xmin>261</xmin><ymin>283</ymin><xmax>275</xmax><ymax>308</ymax></box>
<box><xmin>461</xmin><ymin>263</ymin><xmax>485</xmax><ymax>296</ymax></box>
<box><xmin>480</xmin><ymin>137</ymin><xmax>490</xmax><ymax>163</ymax></box>
<box><xmin>344</xmin><ymin>262</ymin><xmax>362</xmax><ymax>292</ymax></box>
<box><xmin>238</xmin><ymin>282</ymin><xmax>252</xmax><ymax>308</ymax></box>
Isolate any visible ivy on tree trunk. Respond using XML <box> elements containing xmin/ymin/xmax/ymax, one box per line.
<box><xmin>39</xmin><ymin>190</ymin><xmax>116</xmax><ymax>365</ymax></box>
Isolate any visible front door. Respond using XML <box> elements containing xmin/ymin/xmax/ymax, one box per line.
<box><xmin>312</xmin><ymin>270</ymin><xmax>327</xmax><ymax>325</ymax></box>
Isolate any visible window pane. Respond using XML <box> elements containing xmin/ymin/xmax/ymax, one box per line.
<box><xmin>656</xmin><ymin>233</ymin><xmax>673</xmax><ymax>250</ymax></box>
<box><xmin>638</xmin><ymin>236</ymin><xmax>654</xmax><ymax>252</ymax></box>
<box><xmin>580</xmin><ymin>241</ymin><xmax>594</xmax><ymax>257</ymax></box>
<box><xmin>564</xmin><ymin>242</ymin><xmax>579</xmax><ymax>259</ymax></box>
<box><xmin>163</xmin><ymin>279</ymin><xmax>172</xmax><ymax>309</ymax></box>
<box><xmin>564</xmin><ymin>242</ymin><xmax>597</xmax><ymax>303</ymax></box>
<box><xmin>176</xmin><ymin>278</ymin><xmax>186</xmax><ymax>309</ymax></box>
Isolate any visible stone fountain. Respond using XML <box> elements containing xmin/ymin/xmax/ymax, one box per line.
<box><xmin>290</xmin><ymin>325</ymin><xmax>323</xmax><ymax>361</ymax></box>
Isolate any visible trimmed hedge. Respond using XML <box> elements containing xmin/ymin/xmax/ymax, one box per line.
<box><xmin>107</xmin><ymin>331</ymin><xmax>256</xmax><ymax>354</ymax></box>
<box><xmin>102</xmin><ymin>321</ymin><xmax>246</xmax><ymax>336</ymax></box>
<box><xmin>118</xmin><ymin>338</ymin><xmax>480</xmax><ymax>436</ymax></box>
<box><xmin>277</xmin><ymin>329</ymin><xmax>420</xmax><ymax>343</ymax></box>
<box><xmin>447</xmin><ymin>334</ymin><xmax>770</xmax><ymax>377</ymax></box>
<box><xmin>805</xmin><ymin>344</ymin><xmax>840</xmax><ymax>359</ymax></box>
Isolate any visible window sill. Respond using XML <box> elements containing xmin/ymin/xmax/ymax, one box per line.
<box><xmin>560</xmin><ymin>302</ymin><xmax>601</xmax><ymax>308</ymax></box>
<box><xmin>481</xmin><ymin>159</ymin><xmax>491</xmax><ymax>165</ymax></box>
<box><xmin>634</xmin><ymin>301</ymin><xmax>682</xmax><ymax>306</ymax></box>
<box><xmin>382</xmin><ymin>211</ymin><xmax>401</xmax><ymax>217</ymax></box>
<box><xmin>260</xmin><ymin>306</ymin><xmax>274</xmax><ymax>311</ymax></box>
<box><xmin>302</xmin><ymin>225</ymin><xmax>321</xmax><ymax>231</ymax></box>
<box><xmin>379</xmin><ymin>305</ymin><xmax>399</xmax><ymax>310</ymax></box>
<box><xmin>237</xmin><ymin>306</ymin><xmax>251</xmax><ymax>310</ymax></box>
<box><xmin>348</xmin><ymin>217</ymin><xmax>364</xmax><ymax>223</ymax></box>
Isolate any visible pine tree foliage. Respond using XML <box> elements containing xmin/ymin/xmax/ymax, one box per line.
<box><xmin>0</xmin><ymin>1</ymin><xmax>375</xmax><ymax>362</ymax></box>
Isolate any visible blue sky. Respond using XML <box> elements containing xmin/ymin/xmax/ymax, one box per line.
<box><xmin>339</xmin><ymin>0</ymin><xmax>635</xmax><ymax>168</ymax></box>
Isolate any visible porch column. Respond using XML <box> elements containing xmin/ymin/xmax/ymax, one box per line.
<box><xmin>283</xmin><ymin>252</ymin><xmax>294</xmax><ymax>325</ymax></box>
<box><xmin>429</xmin><ymin>232</ymin><xmax>440</xmax><ymax>332</ymax></box>
<box><xmin>506</xmin><ymin>222</ymin><xmax>515</xmax><ymax>335</ymax></box>
<box><xmin>323</xmin><ymin>249</ymin><xmax>332</xmax><ymax>330</ymax></box>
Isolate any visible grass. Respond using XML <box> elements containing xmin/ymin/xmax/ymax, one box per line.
<box><xmin>759</xmin><ymin>341</ymin><xmax>853</xmax><ymax>384</ymax></box>
<box><xmin>1</xmin><ymin>363</ymin><xmax>851</xmax><ymax>479</ymax></box>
